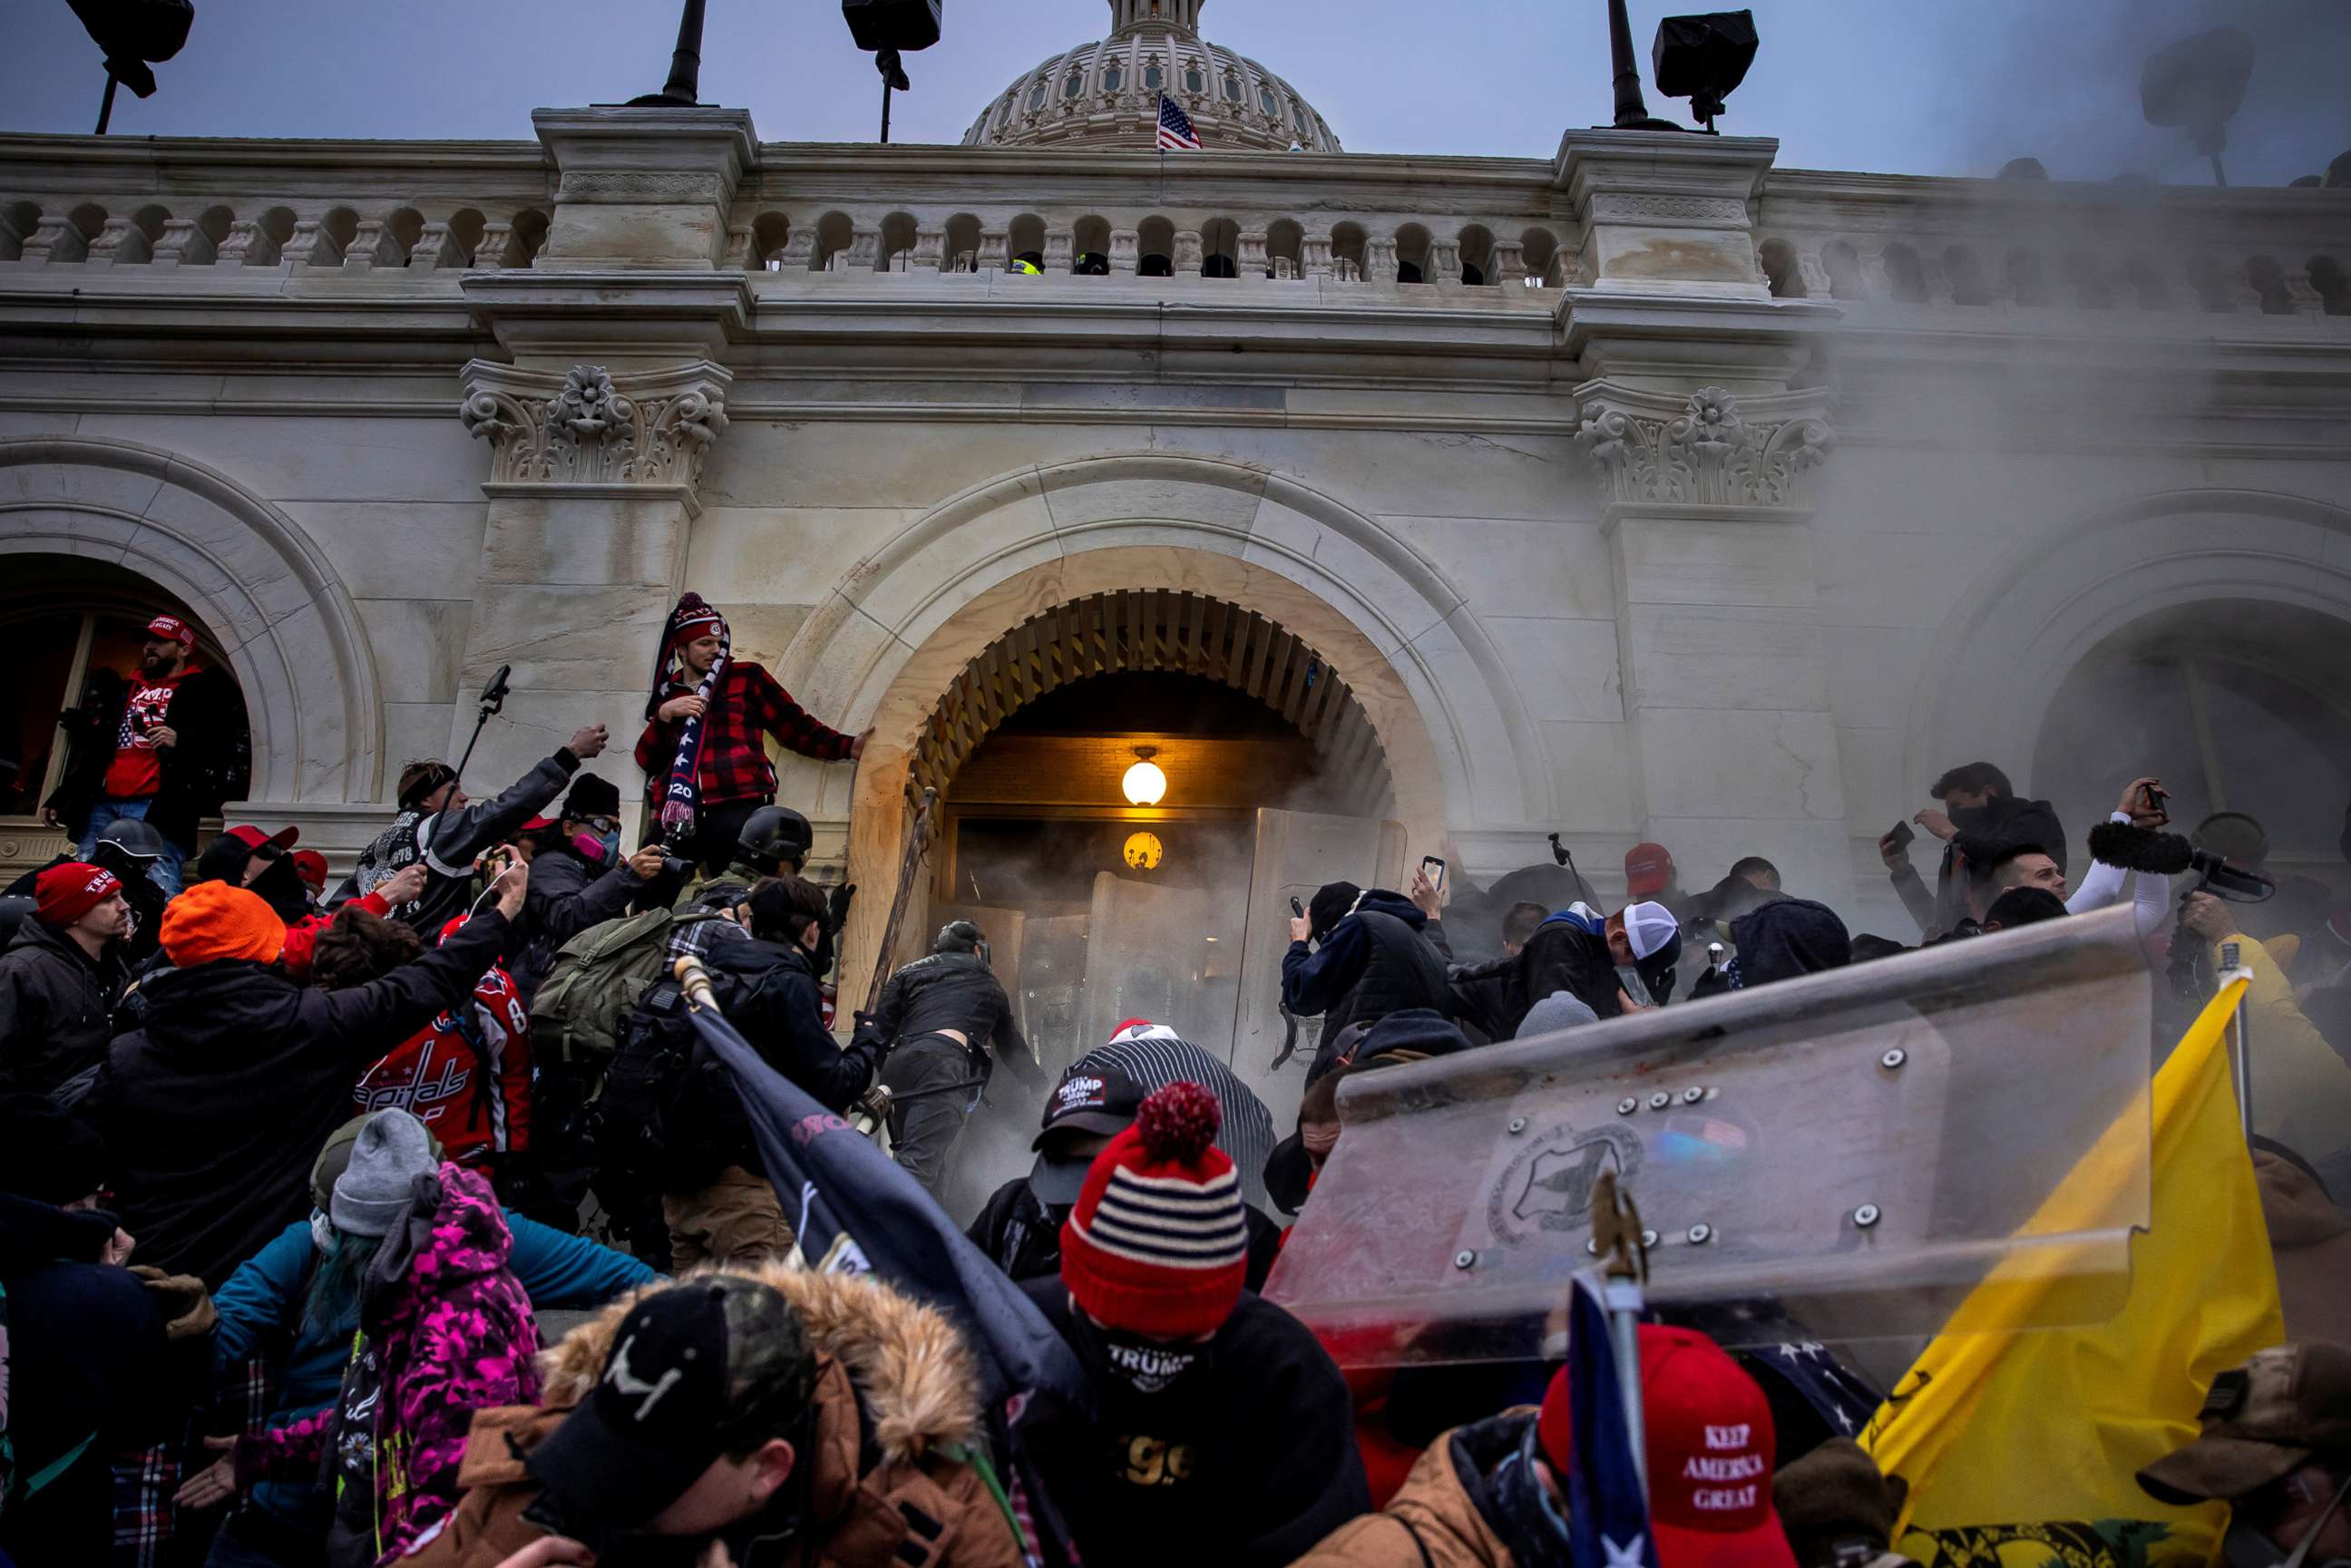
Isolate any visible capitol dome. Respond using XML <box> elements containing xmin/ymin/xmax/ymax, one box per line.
<box><xmin>961</xmin><ymin>0</ymin><xmax>1342</xmax><ymax>154</ymax></box>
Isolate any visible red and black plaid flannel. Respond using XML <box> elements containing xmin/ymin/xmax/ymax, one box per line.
<box><xmin>634</xmin><ymin>660</ymin><xmax>853</xmax><ymax>807</ymax></box>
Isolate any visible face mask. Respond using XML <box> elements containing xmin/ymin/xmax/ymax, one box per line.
<box><xmin>571</xmin><ymin>831</ymin><xmax>612</xmax><ymax>865</ymax></box>
<box><xmin>1067</xmin><ymin>1310</ymin><xmax>1212</xmax><ymax>1397</ymax></box>
<box><xmin>309</xmin><ymin>1209</ymin><xmax>334</xmax><ymax>1252</ymax></box>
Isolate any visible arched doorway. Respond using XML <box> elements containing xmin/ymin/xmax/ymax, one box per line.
<box><xmin>0</xmin><ymin>556</ymin><xmax>252</xmax><ymax>879</ymax></box>
<box><xmin>865</xmin><ymin>584</ymin><xmax>1413</xmax><ymax>1220</ymax></box>
<box><xmin>2034</xmin><ymin>598</ymin><xmax>2351</xmax><ymax>934</ymax></box>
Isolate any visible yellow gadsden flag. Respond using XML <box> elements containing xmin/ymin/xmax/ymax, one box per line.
<box><xmin>1862</xmin><ymin>979</ymin><xmax>2284</xmax><ymax>1567</ymax></box>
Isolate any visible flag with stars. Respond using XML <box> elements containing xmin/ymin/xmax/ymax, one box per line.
<box><xmin>1156</xmin><ymin>92</ymin><xmax>1203</xmax><ymax>151</ymax></box>
<box><xmin>1565</xmin><ymin>1271</ymin><xmax>1661</xmax><ymax>1568</ymax></box>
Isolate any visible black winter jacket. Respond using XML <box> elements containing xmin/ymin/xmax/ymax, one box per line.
<box><xmin>705</xmin><ymin>936</ymin><xmax>875</xmax><ymax>1111</ymax></box>
<box><xmin>44</xmin><ymin>664</ymin><xmax>249</xmax><ymax>846</ymax></box>
<box><xmin>0</xmin><ymin>919</ymin><xmax>128</xmax><ymax>1096</ymax></box>
<box><xmin>85</xmin><ymin>909</ymin><xmax>518</xmax><ymax>1288</ymax></box>
<box><xmin>511</xmin><ymin>843</ymin><xmax>642</xmax><ymax>1002</ymax></box>
<box><xmin>0</xmin><ymin>1195</ymin><xmax>180</xmax><ymax>1565</ymax></box>
<box><xmin>3</xmin><ymin>844</ymin><xmax>167</xmax><ymax>969</ymax></box>
<box><xmin>872</xmin><ymin>950</ymin><xmax>1027</xmax><ymax>1064</ymax></box>
<box><xmin>339</xmin><ymin>751</ymin><xmax>580</xmax><ymax>936</ymax></box>
<box><xmin>1891</xmin><ymin>794</ymin><xmax>2068</xmax><ymax>939</ymax></box>
<box><xmin>1282</xmin><ymin>892</ymin><xmax>1454</xmax><ymax>1038</ymax></box>
<box><xmin>1452</xmin><ymin>916</ymin><xmax>1622</xmax><ymax>1037</ymax></box>
<box><xmin>1015</xmin><ymin>1282</ymin><xmax>1371</xmax><ymax>1568</ymax></box>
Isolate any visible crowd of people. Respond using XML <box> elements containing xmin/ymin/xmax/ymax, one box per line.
<box><xmin>5</xmin><ymin>595</ymin><xmax>2351</xmax><ymax>1568</ymax></box>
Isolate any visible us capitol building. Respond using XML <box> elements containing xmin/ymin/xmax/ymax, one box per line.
<box><xmin>3</xmin><ymin>0</ymin><xmax>2346</xmax><ymax>1102</ymax></box>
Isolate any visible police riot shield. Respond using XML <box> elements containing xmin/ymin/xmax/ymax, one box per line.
<box><xmin>1266</xmin><ymin>905</ymin><xmax>2156</xmax><ymax>1365</ymax></box>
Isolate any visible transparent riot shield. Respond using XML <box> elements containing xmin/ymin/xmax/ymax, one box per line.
<box><xmin>1266</xmin><ymin>905</ymin><xmax>2155</xmax><ymax>1365</ymax></box>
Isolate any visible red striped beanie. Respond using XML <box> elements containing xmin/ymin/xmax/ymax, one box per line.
<box><xmin>1058</xmin><ymin>1082</ymin><xmax>1248</xmax><ymax>1339</ymax></box>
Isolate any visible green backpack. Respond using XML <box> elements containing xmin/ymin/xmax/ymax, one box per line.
<box><xmin>530</xmin><ymin>907</ymin><xmax>732</xmax><ymax>1066</ymax></box>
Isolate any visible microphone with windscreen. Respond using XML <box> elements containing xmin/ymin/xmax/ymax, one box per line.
<box><xmin>2087</xmin><ymin>822</ymin><xmax>2274</xmax><ymax>901</ymax></box>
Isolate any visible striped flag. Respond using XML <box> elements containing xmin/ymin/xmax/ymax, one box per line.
<box><xmin>1156</xmin><ymin>92</ymin><xmax>1202</xmax><ymax>151</ymax></box>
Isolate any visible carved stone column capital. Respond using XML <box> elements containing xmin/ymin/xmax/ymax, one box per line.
<box><xmin>1574</xmin><ymin>380</ymin><xmax>1836</xmax><ymax>508</ymax></box>
<box><xmin>460</xmin><ymin>359</ymin><xmax>733</xmax><ymax>498</ymax></box>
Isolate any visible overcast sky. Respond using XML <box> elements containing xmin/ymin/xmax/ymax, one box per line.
<box><xmin>4</xmin><ymin>0</ymin><xmax>2345</xmax><ymax>186</ymax></box>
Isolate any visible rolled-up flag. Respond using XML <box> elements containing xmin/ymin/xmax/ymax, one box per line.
<box><xmin>673</xmin><ymin>957</ymin><xmax>1088</xmax><ymax>1407</ymax></box>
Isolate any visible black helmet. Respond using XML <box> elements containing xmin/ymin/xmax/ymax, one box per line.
<box><xmin>737</xmin><ymin>804</ymin><xmax>813</xmax><ymax>872</ymax></box>
<box><xmin>0</xmin><ymin>894</ymin><xmax>33</xmax><ymax>947</ymax></box>
<box><xmin>94</xmin><ymin>816</ymin><xmax>170</xmax><ymax>862</ymax></box>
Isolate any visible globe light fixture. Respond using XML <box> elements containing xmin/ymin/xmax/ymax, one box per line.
<box><xmin>1121</xmin><ymin>745</ymin><xmax>1167</xmax><ymax>807</ymax></box>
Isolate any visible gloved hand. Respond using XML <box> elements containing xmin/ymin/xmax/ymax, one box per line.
<box><xmin>130</xmin><ymin>1265</ymin><xmax>219</xmax><ymax>1341</ymax></box>
<box><xmin>854</xmin><ymin>1082</ymin><xmax>893</xmax><ymax>1125</ymax></box>
<box><xmin>826</xmin><ymin>881</ymin><xmax>857</xmax><ymax>933</ymax></box>
<box><xmin>849</xmin><ymin>1009</ymin><xmax>891</xmax><ymax>1058</ymax></box>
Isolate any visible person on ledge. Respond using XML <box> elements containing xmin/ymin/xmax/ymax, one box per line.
<box><xmin>636</xmin><ymin>592</ymin><xmax>870</xmax><ymax>874</ymax></box>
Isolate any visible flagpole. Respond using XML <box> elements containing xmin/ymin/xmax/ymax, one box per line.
<box><xmin>1591</xmin><ymin>1171</ymin><xmax>1651</xmax><ymax>1502</ymax></box>
<box><xmin>2220</xmin><ymin>942</ymin><xmax>2255</xmax><ymax>1143</ymax></box>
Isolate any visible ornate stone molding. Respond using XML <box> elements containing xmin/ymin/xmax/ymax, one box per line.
<box><xmin>1574</xmin><ymin>381</ymin><xmax>1835</xmax><ymax>507</ymax></box>
<box><xmin>460</xmin><ymin>360</ymin><xmax>732</xmax><ymax>490</ymax></box>
<box><xmin>554</xmin><ymin>169</ymin><xmax>729</xmax><ymax>207</ymax></box>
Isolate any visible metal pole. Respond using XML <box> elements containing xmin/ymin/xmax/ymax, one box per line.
<box><xmin>2222</xmin><ymin>941</ymin><xmax>2254</xmax><ymax>1143</ymax></box>
<box><xmin>94</xmin><ymin>72</ymin><xmax>120</xmax><ymax>135</ymax></box>
<box><xmin>1606</xmin><ymin>1277</ymin><xmax>1650</xmax><ymax>1499</ymax></box>
<box><xmin>881</xmin><ymin>78</ymin><xmax>893</xmax><ymax>144</ymax></box>
<box><xmin>1605</xmin><ymin>0</ymin><xmax>1654</xmax><ymax>128</ymax></box>
<box><xmin>659</xmin><ymin>0</ymin><xmax>707</xmax><ymax>103</ymax></box>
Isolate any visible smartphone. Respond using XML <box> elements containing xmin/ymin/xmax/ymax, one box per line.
<box><xmin>1886</xmin><ymin>820</ymin><xmax>1916</xmax><ymax>852</ymax></box>
<box><xmin>1290</xmin><ymin>896</ymin><xmax>1305</xmax><ymax>919</ymax></box>
<box><xmin>1419</xmin><ymin>855</ymin><xmax>1448</xmax><ymax>896</ymax></box>
<box><xmin>2141</xmin><ymin>782</ymin><xmax>2169</xmax><ymax>814</ymax></box>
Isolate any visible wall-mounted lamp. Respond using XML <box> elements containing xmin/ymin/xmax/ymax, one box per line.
<box><xmin>1121</xmin><ymin>745</ymin><xmax>1168</xmax><ymax>807</ymax></box>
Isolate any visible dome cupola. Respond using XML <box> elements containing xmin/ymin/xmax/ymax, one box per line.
<box><xmin>961</xmin><ymin>0</ymin><xmax>1341</xmax><ymax>153</ymax></box>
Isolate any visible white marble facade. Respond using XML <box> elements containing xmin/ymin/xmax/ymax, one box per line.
<box><xmin>1</xmin><ymin>90</ymin><xmax>2347</xmax><ymax>969</ymax></box>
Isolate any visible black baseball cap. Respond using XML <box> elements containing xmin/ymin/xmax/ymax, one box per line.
<box><xmin>526</xmin><ymin>1278</ymin><xmax>816</xmax><ymax>1532</ymax></box>
<box><xmin>1029</xmin><ymin>1062</ymin><xmax>1147</xmax><ymax>1205</ymax></box>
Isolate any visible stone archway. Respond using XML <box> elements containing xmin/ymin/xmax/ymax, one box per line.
<box><xmin>0</xmin><ymin>435</ymin><xmax>382</xmax><ymax>805</ymax></box>
<box><xmin>1906</xmin><ymin>488</ymin><xmax>2351</xmax><ymax>795</ymax></box>
<box><xmin>778</xmin><ymin>452</ymin><xmax>1548</xmax><ymax>989</ymax></box>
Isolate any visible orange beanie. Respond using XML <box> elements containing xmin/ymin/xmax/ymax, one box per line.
<box><xmin>160</xmin><ymin>881</ymin><xmax>287</xmax><ymax>968</ymax></box>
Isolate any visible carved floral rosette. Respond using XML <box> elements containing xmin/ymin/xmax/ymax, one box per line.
<box><xmin>460</xmin><ymin>361</ymin><xmax>733</xmax><ymax>489</ymax></box>
<box><xmin>1574</xmin><ymin>382</ymin><xmax>1836</xmax><ymax>508</ymax></box>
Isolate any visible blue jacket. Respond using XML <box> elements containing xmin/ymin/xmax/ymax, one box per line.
<box><xmin>211</xmin><ymin>1209</ymin><xmax>657</xmax><ymax>1525</ymax></box>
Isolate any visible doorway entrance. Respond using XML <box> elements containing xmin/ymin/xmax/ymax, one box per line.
<box><xmin>883</xmin><ymin>587</ymin><xmax>1409</xmax><ymax>1217</ymax></box>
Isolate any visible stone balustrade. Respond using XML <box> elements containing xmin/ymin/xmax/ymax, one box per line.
<box><xmin>3</xmin><ymin>131</ymin><xmax>2346</xmax><ymax>317</ymax></box>
<box><xmin>1752</xmin><ymin>171</ymin><xmax>2351</xmax><ymax>317</ymax></box>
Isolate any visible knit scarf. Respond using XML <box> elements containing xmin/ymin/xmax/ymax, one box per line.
<box><xmin>649</xmin><ymin>594</ymin><xmax>729</xmax><ymax>844</ymax></box>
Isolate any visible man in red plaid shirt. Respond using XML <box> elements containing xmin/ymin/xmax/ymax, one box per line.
<box><xmin>636</xmin><ymin>594</ymin><xmax>869</xmax><ymax>872</ymax></box>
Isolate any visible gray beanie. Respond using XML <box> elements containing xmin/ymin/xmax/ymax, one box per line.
<box><xmin>1517</xmin><ymin>990</ymin><xmax>1600</xmax><ymax>1040</ymax></box>
<box><xmin>330</xmin><ymin>1107</ymin><xmax>437</xmax><ymax>1238</ymax></box>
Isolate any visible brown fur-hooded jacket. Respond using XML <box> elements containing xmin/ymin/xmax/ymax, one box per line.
<box><xmin>399</xmin><ymin>1262</ymin><xmax>1026</xmax><ymax>1568</ymax></box>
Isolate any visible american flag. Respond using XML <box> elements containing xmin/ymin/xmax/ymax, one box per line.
<box><xmin>1156</xmin><ymin>92</ymin><xmax>1202</xmax><ymax>151</ymax></box>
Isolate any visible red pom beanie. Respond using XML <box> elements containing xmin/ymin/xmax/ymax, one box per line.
<box><xmin>1058</xmin><ymin>1081</ymin><xmax>1249</xmax><ymax>1339</ymax></box>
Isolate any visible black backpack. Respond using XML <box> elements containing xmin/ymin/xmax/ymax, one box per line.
<box><xmin>595</xmin><ymin>979</ymin><xmax>737</xmax><ymax>1192</ymax></box>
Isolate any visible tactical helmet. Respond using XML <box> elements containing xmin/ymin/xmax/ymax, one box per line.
<box><xmin>736</xmin><ymin>804</ymin><xmax>813</xmax><ymax>872</ymax></box>
<box><xmin>94</xmin><ymin>816</ymin><xmax>170</xmax><ymax>862</ymax></box>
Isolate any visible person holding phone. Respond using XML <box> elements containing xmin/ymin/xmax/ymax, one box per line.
<box><xmin>1282</xmin><ymin>864</ymin><xmax>1455</xmax><ymax>1043</ymax></box>
<box><xmin>1878</xmin><ymin>761</ymin><xmax>2065</xmax><ymax>940</ymax></box>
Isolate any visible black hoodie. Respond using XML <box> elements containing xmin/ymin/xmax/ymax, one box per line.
<box><xmin>85</xmin><ymin>910</ymin><xmax>517</xmax><ymax>1288</ymax></box>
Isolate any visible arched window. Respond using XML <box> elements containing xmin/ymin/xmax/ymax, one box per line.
<box><xmin>1103</xmin><ymin>63</ymin><xmax>1123</xmax><ymax>92</ymax></box>
<box><xmin>1064</xmin><ymin>73</ymin><xmax>1086</xmax><ymax>100</ymax></box>
<box><xmin>1222</xmin><ymin>75</ymin><xmax>1243</xmax><ymax>102</ymax></box>
<box><xmin>1259</xmin><ymin>85</ymin><xmax>1279</xmax><ymax>115</ymax></box>
<box><xmin>1144</xmin><ymin>62</ymin><xmax>1164</xmax><ymax>92</ymax></box>
<box><xmin>1029</xmin><ymin>80</ymin><xmax>1049</xmax><ymax>111</ymax></box>
<box><xmin>1185</xmin><ymin>63</ymin><xmax>1205</xmax><ymax>94</ymax></box>
<box><xmin>0</xmin><ymin>560</ymin><xmax>249</xmax><ymax>833</ymax></box>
